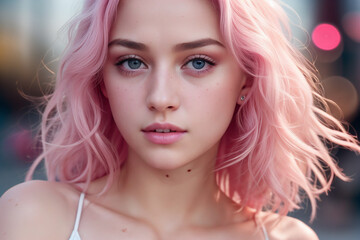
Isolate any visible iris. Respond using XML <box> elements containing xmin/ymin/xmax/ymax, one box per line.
<box><xmin>192</xmin><ymin>59</ymin><xmax>206</xmax><ymax>69</ymax></box>
<box><xmin>127</xmin><ymin>59</ymin><xmax>142</xmax><ymax>69</ymax></box>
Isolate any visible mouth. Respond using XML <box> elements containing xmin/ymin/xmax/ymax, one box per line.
<box><xmin>141</xmin><ymin>123</ymin><xmax>186</xmax><ymax>145</ymax></box>
<box><xmin>142</xmin><ymin>123</ymin><xmax>187</xmax><ymax>133</ymax></box>
<box><xmin>152</xmin><ymin>129</ymin><xmax>176</xmax><ymax>133</ymax></box>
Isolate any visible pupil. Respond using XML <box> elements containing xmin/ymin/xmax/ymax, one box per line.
<box><xmin>192</xmin><ymin>59</ymin><xmax>205</xmax><ymax>69</ymax></box>
<box><xmin>128</xmin><ymin>59</ymin><xmax>141</xmax><ymax>69</ymax></box>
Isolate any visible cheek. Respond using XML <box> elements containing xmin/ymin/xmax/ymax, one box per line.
<box><xmin>208</xmin><ymin>89</ymin><xmax>237</xmax><ymax>123</ymax></box>
<box><xmin>207</xmin><ymin>77</ymin><xmax>241</xmax><ymax>127</ymax></box>
<box><xmin>105</xmin><ymin>84</ymin><xmax>141</xmax><ymax>128</ymax></box>
<box><xmin>107</xmin><ymin>86</ymin><xmax>127</xmax><ymax>111</ymax></box>
<box><xmin>189</xmin><ymin>81</ymin><xmax>239</xmax><ymax>135</ymax></box>
<box><xmin>205</xmin><ymin>78</ymin><xmax>240</xmax><ymax>113</ymax></box>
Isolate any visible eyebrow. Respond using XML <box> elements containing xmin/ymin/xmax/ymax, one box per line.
<box><xmin>108</xmin><ymin>38</ymin><xmax>225</xmax><ymax>51</ymax></box>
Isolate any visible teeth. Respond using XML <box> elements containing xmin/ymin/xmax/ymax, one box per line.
<box><xmin>155</xmin><ymin>129</ymin><xmax>171</xmax><ymax>133</ymax></box>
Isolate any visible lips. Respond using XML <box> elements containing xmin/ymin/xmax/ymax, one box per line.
<box><xmin>142</xmin><ymin>123</ymin><xmax>186</xmax><ymax>133</ymax></box>
<box><xmin>142</xmin><ymin>123</ymin><xmax>186</xmax><ymax>145</ymax></box>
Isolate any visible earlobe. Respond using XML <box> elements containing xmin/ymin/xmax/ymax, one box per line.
<box><xmin>237</xmin><ymin>75</ymin><xmax>251</xmax><ymax>104</ymax></box>
<box><xmin>237</xmin><ymin>92</ymin><xmax>248</xmax><ymax>104</ymax></box>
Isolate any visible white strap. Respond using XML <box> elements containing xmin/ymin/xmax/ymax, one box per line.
<box><xmin>261</xmin><ymin>224</ymin><xmax>269</xmax><ymax>240</ymax></box>
<box><xmin>73</xmin><ymin>193</ymin><xmax>85</xmax><ymax>231</ymax></box>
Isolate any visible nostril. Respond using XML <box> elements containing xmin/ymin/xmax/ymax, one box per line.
<box><xmin>146</xmin><ymin>90</ymin><xmax>180</xmax><ymax>112</ymax></box>
<box><xmin>147</xmin><ymin>102</ymin><xmax>179</xmax><ymax>112</ymax></box>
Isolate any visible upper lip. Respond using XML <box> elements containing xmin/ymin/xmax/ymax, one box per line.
<box><xmin>142</xmin><ymin>123</ymin><xmax>186</xmax><ymax>132</ymax></box>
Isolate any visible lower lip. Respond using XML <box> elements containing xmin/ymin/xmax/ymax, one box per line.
<box><xmin>143</xmin><ymin>132</ymin><xmax>185</xmax><ymax>145</ymax></box>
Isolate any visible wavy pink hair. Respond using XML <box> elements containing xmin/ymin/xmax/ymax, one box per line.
<box><xmin>27</xmin><ymin>0</ymin><xmax>360</xmax><ymax>220</ymax></box>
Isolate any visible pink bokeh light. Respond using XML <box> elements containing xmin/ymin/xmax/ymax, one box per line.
<box><xmin>312</xmin><ymin>23</ymin><xmax>342</xmax><ymax>51</ymax></box>
<box><xmin>7</xmin><ymin>129</ymin><xmax>39</xmax><ymax>162</ymax></box>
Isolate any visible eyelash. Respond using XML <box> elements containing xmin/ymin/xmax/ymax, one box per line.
<box><xmin>114</xmin><ymin>54</ymin><xmax>216</xmax><ymax>77</ymax></box>
<box><xmin>182</xmin><ymin>55</ymin><xmax>216</xmax><ymax>76</ymax></box>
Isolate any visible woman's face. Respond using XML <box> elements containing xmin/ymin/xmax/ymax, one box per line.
<box><xmin>103</xmin><ymin>0</ymin><xmax>246</xmax><ymax>170</ymax></box>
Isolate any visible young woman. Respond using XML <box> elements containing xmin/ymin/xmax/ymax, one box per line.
<box><xmin>1</xmin><ymin>0</ymin><xmax>359</xmax><ymax>239</ymax></box>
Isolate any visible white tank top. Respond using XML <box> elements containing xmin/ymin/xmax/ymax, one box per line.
<box><xmin>68</xmin><ymin>193</ymin><xmax>270</xmax><ymax>240</ymax></box>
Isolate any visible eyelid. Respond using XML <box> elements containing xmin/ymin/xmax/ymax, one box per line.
<box><xmin>181</xmin><ymin>54</ymin><xmax>216</xmax><ymax>77</ymax></box>
<box><xmin>113</xmin><ymin>54</ymin><xmax>216</xmax><ymax>77</ymax></box>
<box><xmin>115</xmin><ymin>54</ymin><xmax>147</xmax><ymax>66</ymax></box>
<box><xmin>114</xmin><ymin>54</ymin><xmax>215</xmax><ymax>66</ymax></box>
<box><xmin>183</xmin><ymin>54</ymin><xmax>215</xmax><ymax>65</ymax></box>
<box><xmin>113</xmin><ymin>54</ymin><xmax>148</xmax><ymax>77</ymax></box>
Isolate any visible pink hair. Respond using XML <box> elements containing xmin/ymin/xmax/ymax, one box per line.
<box><xmin>27</xmin><ymin>0</ymin><xmax>124</xmax><ymax>193</ymax></box>
<box><xmin>27</xmin><ymin>0</ymin><xmax>360</xmax><ymax>220</ymax></box>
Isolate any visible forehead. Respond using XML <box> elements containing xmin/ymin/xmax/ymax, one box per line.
<box><xmin>110</xmin><ymin>0</ymin><xmax>221</xmax><ymax>46</ymax></box>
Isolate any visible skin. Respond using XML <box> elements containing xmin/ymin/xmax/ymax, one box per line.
<box><xmin>0</xmin><ymin>0</ymin><xmax>319</xmax><ymax>239</ymax></box>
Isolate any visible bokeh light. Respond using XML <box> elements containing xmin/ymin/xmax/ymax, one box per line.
<box><xmin>312</xmin><ymin>23</ymin><xmax>342</xmax><ymax>51</ymax></box>
<box><xmin>322</xmin><ymin>76</ymin><xmax>359</xmax><ymax>121</ymax></box>
<box><xmin>7</xmin><ymin>129</ymin><xmax>38</xmax><ymax>163</ymax></box>
<box><xmin>342</xmin><ymin>12</ymin><xmax>360</xmax><ymax>43</ymax></box>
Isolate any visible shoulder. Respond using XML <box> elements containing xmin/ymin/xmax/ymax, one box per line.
<box><xmin>260</xmin><ymin>213</ymin><xmax>319</xmax><ymax>240</ymax></box>
<box><xmin>0</xmin><ymin>180</ymin><xmax>81</xmax><ymax>240</ymax></box>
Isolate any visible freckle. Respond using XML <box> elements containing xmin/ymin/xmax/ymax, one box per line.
<box><xmin>187</xmin><ymin>169</ymin><xmax>192</xmax><ymax>172</ymax></box>
<box><xmin>15</xmin><ymin>203</ymin><xmax>18</xmax><ymax>206</ymax></box>
<box><xmin>122</xmin><ymin>228</ymin><xmax>127</xmax><ymax>232</ymax></box>
<box><xmin>165</xmin><ymin>174</ymin><xmax>169</xmax><ymax>178</ymax></box>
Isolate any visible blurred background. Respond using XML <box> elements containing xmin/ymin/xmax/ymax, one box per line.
<box><xmin>0</xmin><ymin>0</ymin><xmax>359</xmax><ymax>239</ymax></box>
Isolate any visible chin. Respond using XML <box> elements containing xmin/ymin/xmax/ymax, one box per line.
<box><xmin>147</xmin><ymin>159</ymin><xmax>188</xmax><ymax>171</ymax></box>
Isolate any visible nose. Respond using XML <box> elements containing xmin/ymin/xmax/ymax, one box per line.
<box><xmin>146</xmin><ymin>68</ymin><xmax>180</xmax><ymax>112</ymax></box>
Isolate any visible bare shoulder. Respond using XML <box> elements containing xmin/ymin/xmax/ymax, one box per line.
<box><xmin>260</xmin><ymin>213</ymin><xmax>319</xmax><ymax>240</ymax></box>
<box><xmin>0</xmin><ymin>180</ymin><xmax>81</xmax><ymax>240</ymax></box>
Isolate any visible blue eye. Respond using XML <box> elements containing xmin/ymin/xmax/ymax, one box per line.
<box><xmin>114</xmin><ymin>55</ymin><xmax>215</xmax><ymax>77</ymax></box>
<box><xmin>117</xmin><ymin>58</ymin><xmax>144</xmax><ymax>69</ymax></box>
<box><xmin>114</xmin><ymin>56</ymin><xmax>147</xmax><ymax>77</ymax></box>
<box><xmin>191</xmin><ymin>59</ymin><xmax>206</xmax><ymax>69</ymax></box>
<box><xmin>183</xmin><ymin>55</ymin><xmax>216</xmax><ymax>75</ymax></box>
<box><xmin>127</xmin><ymin>59</ymin><xmax>142</xmax><ymax>69</ymax></box>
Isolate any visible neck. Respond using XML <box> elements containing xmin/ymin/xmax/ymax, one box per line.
<box><xmin>112</xmin><ymin>149</ymin><xmax>236</xmax><ymax>233</ymax></box>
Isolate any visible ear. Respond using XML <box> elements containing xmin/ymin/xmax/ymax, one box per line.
<box><xmin>100</xmin><ymin>81</ymin><xmax>108</xmax><ymax>98</ymax></box>
<box><xmin>237</xmin><ymin>75</ymin><xmax>252</xmax><ymax>104</ymax></box>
